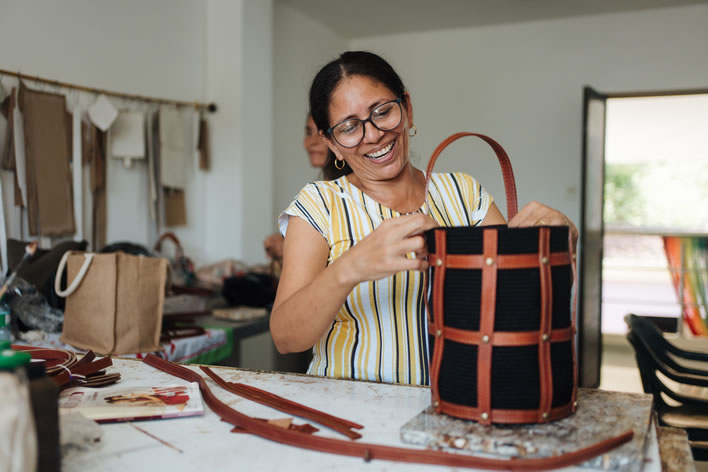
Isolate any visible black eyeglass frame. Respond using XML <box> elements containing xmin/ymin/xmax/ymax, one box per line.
<box><xmin>326</xmin><ymin>97</ymin><xmax>404</xmax><ymax>148</ymax></box>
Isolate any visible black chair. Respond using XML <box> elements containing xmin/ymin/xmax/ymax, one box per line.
<box><xmin>624</xmin><ymin>314</ymin><xmax>708</xmax><ymax>459</ymax></box>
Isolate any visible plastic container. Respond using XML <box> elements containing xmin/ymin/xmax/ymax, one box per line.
<box><xmin>0</xmin><ymin>301</ymin><xmax>11</xmax><ymax>345</ymax></box>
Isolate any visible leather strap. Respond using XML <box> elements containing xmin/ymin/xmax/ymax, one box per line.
<box><xmin>537</xmin><ymin>227</ymin><xmax>553</xmax><ymax>422</ymax></box>
<box><xmin>200</xmin><ymin>366</ymin><xmax>363</xmax><ymax>440</ymax></box>
<box><xmin>477</xmin><ymin>228</ymin><xmax>498</xmax><ymax>425</ymax></box>
<box><xmin>424</xmin><ymin>133</ymin><xmax>518</xmax><ymax>220</ymax></box>
<box><xmin>143</xmin><ymin>354</ymin><xmax>633</xmax><ymax>471</ymax></box>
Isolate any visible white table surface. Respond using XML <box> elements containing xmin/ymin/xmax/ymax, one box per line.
<box><xmin>63</xmin><ymin>358</ymin><xmax>662</xmax><ymax>472</ymax></box>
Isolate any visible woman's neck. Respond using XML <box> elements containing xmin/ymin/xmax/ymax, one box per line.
<box><xmin>346</xmin><ymin>163</ymin><xmax>426</xmax><ymax>214</ymax></box>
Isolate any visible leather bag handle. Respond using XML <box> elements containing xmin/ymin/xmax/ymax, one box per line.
<box><xmin>424</xmin><ymin>132</ymin><xmax>518</xmax><ymax>221</ymax></box>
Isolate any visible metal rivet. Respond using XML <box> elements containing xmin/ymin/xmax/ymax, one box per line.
<box><xmin>542</xmin><ymin>412</ymin><xmax>549</xmax><ymax>420</ymax></box>
<box><xmin>541</xmin><ymin>333</ymin><xmax>549</xmax><ymax>342</ymax></box>
<box><xmin>433</xmin><ymin>401</ymin><xmax>440</xmax><ymax>408</ymax></box>
<box><xmin>573</xmin><ymin>401</ymin><xmax>578</xmax><ymax>409</ymax></box>
<box><xmin>485</xmin><ymin>257</ymin><xmax>494</xmax><ymax>266</ymax></box>
<box><xmin>435</xmin><ymin>329</ymin><xmax>442</xmax><ymax>337</ymax></box>
<box><xmin>481</xmin><ymin>412</ymin><xmax>489</xmax><ymax>420</ymax></box>
<box><xmin>572</xmin><ymin>254</ymin><xmax>577</xmax><ymax>261</ymax></box>
<box><xmin>482</xmin><ymin>335</ymin><xmax>490</xmax><ymax>343</ymax></box>
<box><xmin>436</xmin><ymin>258</ymin><xmax>443</xmax><ymax>267</ymax></box>
<box><xmin>541</xmin><ymin>256</ymin><xmax>549</xmax><ymax>264</ymax></box>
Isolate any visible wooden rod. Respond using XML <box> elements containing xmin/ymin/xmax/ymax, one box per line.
<box><xmin>0</xmin><ymin>67</ymin><xmax>217</xmax><ymax>113</ymax></box>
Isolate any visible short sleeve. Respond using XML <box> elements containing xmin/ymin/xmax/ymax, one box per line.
<box><xmin>278</xmin><ymin>182</ymin><xmax>330</xmax><ymax>242</ymax></box>
<box><xmin>454</xmin><ymin>172</ymin><xmax>494</xmax><ymax>225</ymax></box>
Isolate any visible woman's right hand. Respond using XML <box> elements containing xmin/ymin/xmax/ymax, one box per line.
<box><xmin>334</xmin><ymin>213</ymin><xmax>438</xmax><ymax>286</ymax></box>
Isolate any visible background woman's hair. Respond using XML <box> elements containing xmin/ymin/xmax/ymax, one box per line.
<box><xmin>309</xmin><ymin>51</ymin><xmax>407</xmax><ymax>180</ymax></box>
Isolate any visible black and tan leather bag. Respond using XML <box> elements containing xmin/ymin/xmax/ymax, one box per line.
<box><xmin>424</xmin><ymin>133</ymin><xmax>577</xmax><ymax>425</ymax></box>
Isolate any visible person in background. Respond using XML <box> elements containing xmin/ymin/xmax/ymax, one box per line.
<box><xmin>270</xmin><ymin>51</ymin><xmax>577</xmax><ymax>385</ymax></box>
<box><xmin>263</xmin><ymin>113</ymin><xmax>328</xmax><ymax>259</ymax></box>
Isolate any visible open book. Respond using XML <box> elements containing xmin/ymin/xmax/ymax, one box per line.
<box><xmin>58</xmin><ymin>383</ymin><xmax>203</xmax><ymax>423</ymax></box>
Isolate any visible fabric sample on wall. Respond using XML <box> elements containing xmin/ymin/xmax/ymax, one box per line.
<box><xmin>13</xmin><ymin>91</ymin><xmax>27</xmax><ymax>210</ymax></box>
<box><xmin>198</xmin><ymin>118</ymin><xmax>210</xmax><ymax>171</ymax></box>
<box><xmin>19</xmin><ymin>83</ymin><xmax>75</xmax><ymax>236</ymax></box>
<box><xmin>87</xmin><ymin>94</ymin><xmax>118</xmax><ymax>132</ymax></box>
<box><xmin>110</xmin><ymin>111</ymin><xmax>145</xmax><ymax>164</ymax></box>
<box><xmin>164</xmin><ymin>188</ymin><xmax>186</xmax><ymax>227</ymax></box>
<box><xmin>1</xmin><ymin>89</ymin><xmax>16</xmax><ymax>171</ymax></box>
<box><xmin>158</xmin><ymin>106</ymin><xmax>187</xmax><ymax>189</ymax></box>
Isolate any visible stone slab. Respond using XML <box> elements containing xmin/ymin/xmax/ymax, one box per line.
<box><xmin>400</xmin><ymin>388</ymin><xmax>653</xmax><ymax>471</ymax></box>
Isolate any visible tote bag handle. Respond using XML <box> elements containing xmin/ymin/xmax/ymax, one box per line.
<box><xmin>54</xmin><ymin>252</ymin><xmax>95</xmax><ymax>298</ymax></box>
<box><xmin>424</xmin><ymin>132</ymin><xmax>518</xmax><ymax>221</ymax></box>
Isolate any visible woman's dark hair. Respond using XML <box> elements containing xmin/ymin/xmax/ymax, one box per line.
<box><xmin>309</xmin><ymin>51</ymin><xmax>407</xmax><ymax>180</ymax></box>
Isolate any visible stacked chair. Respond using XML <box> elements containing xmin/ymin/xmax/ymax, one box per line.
<box><xmin>624</xmin><ymin>313</ymin><xmax>708</xmax><ymax>460</ymax></box>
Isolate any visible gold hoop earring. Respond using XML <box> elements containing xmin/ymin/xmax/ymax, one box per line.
<box><xmin>408</xmin><ymin>124</ymin><xmax>417</xmax><ymax>137</ymax></box>
<box><xmin>334</xmin><ymin>159</ymin><xmax>345</xmax><ymax>170</ymax></box>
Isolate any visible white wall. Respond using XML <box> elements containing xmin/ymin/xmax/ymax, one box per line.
<box><xmin>0</xmin><ymin>0</ymin><xmax>275</xmax><ymax>265</ymax></box>
<box><xmin>272</xmin><ymin>3</ymin><xmax>348</xmax><ymax>225</ymax></box>
<box><xmin>348</xmin><ymin>4</ymin><xmax>708</xmax><ymax>225</ymax></box>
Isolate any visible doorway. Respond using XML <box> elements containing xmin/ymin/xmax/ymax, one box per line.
<box><xmin>579</xmin><ymin>88</ymin><xmax>708</xmax><ymax>387</ymax></box>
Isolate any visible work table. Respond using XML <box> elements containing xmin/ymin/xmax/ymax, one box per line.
<box><xmin>63</xmin><ymin>358</ymin><xmax>670</xmax><ymax>472</ymax></box>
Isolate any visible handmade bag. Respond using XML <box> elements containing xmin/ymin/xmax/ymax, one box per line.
<box><xmin>55</xmin><ymin>251</ymin><xmax>167</xmax><ymax>355</ymax></box>
<box><xmin>425</xmin><ymin>133</ymin><xmax>577</xmax><ymax>425</ymax></box>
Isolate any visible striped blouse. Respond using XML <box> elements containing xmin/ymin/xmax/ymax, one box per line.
<box><xmin>278</xmin><ymin>172</ymin><xmax>493</xmax><ymax>385</ymax></box>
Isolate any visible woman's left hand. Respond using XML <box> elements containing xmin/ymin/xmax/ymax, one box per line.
<box><xmin>508</xmin><ymin>201</ymin><xmax>578</xmax><ymax>250</ymax></box>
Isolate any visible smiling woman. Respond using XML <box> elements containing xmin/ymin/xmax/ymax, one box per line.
<box><xmin>269</xmin><ymin>51</ymin><xmax>576</xmax><ymax>385</ymax></box>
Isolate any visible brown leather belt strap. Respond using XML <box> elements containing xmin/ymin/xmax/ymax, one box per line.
<box><xmin>430</xmin><ymin>325</ymin><xmax>574</xmax><ymax>346</ymax></box>
<box><xmin>430</xmin><ymin>230</ymin><xmax>447</xmax><ymax>412</ymax></box>
<box><xmin>477</xmin><ymin>228</ymin><xmax>498</xmax><ymax>424</ymax></box>
<box><xmin>200</xmin><ymin>366</ymin><xmax>363</xmax><ymax>440</ymax></box>
<box><xmin>537</xmin><ymin>228</ymin><xmax>553</xmax><ymax>422</ymax></box>
<box><xmin>143</xmin><ymin>354</ymin><xmax>634</xmax><ymax>471</ymax></box>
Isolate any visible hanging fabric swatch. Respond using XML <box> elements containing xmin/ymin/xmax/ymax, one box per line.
<box><xmin>88</xmin><ymin>94</ymin><xmax>118</xmax><ymax>132</ymax></box>
<box><xmin>164</xmin><ymin>187</ymin><xmax>187</xmax><ymax>227</ymax></box>
<box><xmin>158</xmin><ymin>106</ymin><xmax>187</xmax><ymax>189</ymax></box>
<box><xmin>19</xmin><ymin>83</ymin><xmax>75</xmax><ymax>236</ymax></box>
<box><xmin>13</xmin><ymin>90</ymin><xmax>28</xmax><ymax>210</ymax></box>
<box><xmin>110</xmin><ymin>111</ymin><xmax>145</xmax><ymax>168</ymax></box>
<box><xmin>198</xmin><ymin>117</ymin><xmax>210</xmax><ymax>171</ymax></box>
<box><xmin>1</xmin><ymin>89</ymin><xmax>16</xmax><ymax>171</ymax></box>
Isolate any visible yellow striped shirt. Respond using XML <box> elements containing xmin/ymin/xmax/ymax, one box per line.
<box><xmin>278</xmin><ymin>172</ymin><xmax>493</xmax><ymax>385</ymax></box>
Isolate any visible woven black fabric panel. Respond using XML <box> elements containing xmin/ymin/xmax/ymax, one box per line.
<box><xmin>551</xmin><ymin>341</ymin><xmax>574</xmax><ymax>407</ymax></box>
<box><xmin>494</xmin><ymin>268</ymin><xmax>540</xmax><ymax>332</ymax></box>
<box><xmin>424</xmin><ymin>226</ymin><xmax>570</xmax><ymax>255</ymax></box>
<box><xmin>551</xmin><ymin>265</ymin><xmax>572</xmax><ymax>330</ymax></box>
<box><xmin>438</xmin><ymin>340</ymin><xmax>478</xmax><ymax>407</ymax></box>
<box><xmin>491</xmin><ymin>346</ymin><xmax>540</xmax><ymax>409</ymax></box>
<box><xmin>443</xmin><ymin>269</ymin><xmax>481</xmax><ymax>330</ymax></box>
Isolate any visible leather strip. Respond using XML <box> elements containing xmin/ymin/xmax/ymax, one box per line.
<box><xmin>439</xmin><ymin>399</ymin><xmax>574</xmax><ymax>424</ymax></box>
<box><xmin>143</xmin><ymin>354</ymin><xmax>634</xmax><ymax>471</ymax></box>
<box><xmin>430</xmin><ymin>229</ymin><xmax>447</xmax><ymax>413</ymax></box>
<box><xmin>200</xmin><ymin>366</ymin><xmax>363</xmax><ymax>440</ymax></box>
<box><xmin>537</xmin><ymin>228</ymin><xmax>553</xmax><ymax>422</ymax></box>
<box><xmin>569</xmin><ymin>232</ymin><xmax>579</xmax><ymax>412</ymax></box>
<box><xmin>444</xmin><ymin>252</ymin><xmax>570</xmax><ymax>269</ymax></box>
<box><xmin>430</xmin><ymin>325</ymin><xmax>574</xmax><ymax>346</ymax></box>
<box><xmin>477</xmin><ymin>228</ymin><xmax>498</xmax><ymax>424</ymax></box>
<box><xmin>424</xmin><ymin>133</ymin><xmax>518</xmax><ymax>220</ymax></box>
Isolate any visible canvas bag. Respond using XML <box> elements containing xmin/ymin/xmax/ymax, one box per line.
<box><xmin>424</xmin><ymin>133</ymin><xmax>577</xmax><ymax>425</ymax></box>
<box><xmin>55</xmin><ymin>251</ymin><xmax>167</xmax><ymax>355</ymax></box>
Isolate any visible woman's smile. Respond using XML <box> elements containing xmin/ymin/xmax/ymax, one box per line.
<box><xmin>364</xmin><ymin>138</ymin><xmax>396</xmax><ymax>162</ymax></box>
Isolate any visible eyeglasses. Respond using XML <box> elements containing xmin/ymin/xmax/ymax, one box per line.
<box><xmin>327</xmin><ymin>98</ymin><xmax>403</xmax><ymax>148</ymax></box>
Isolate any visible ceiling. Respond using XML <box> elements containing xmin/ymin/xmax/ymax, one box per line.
<box><xmin>277</xmin><ymin>0</ymin><xmax>708</xmax><ymax>39</ymax></box>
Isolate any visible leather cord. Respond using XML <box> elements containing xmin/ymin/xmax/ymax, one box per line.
<box><xmin>200</xmin><ymin>366</ymin><xmax>363</xmax><ymax>440</ymax></box>
<box><xmin>143</xmin><ymin>354</ymin><xmax>633</xmax><ymax>471</ymax></box>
